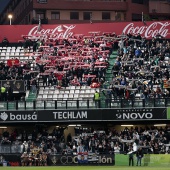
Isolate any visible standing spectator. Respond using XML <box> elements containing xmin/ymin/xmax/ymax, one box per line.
<box><xmin>94</xmin><ymin>90</ymin><xmax>100</xmax><ymax>108</ymax></box>
<box><xmin>2</xmin><ymin>37</ymin><xmax>9</xmax><ymax>47</ymax></box>
<box><xmin>31</xmin><ymin>78</ymin><xmax>37</xmax><ymax>93</ymax></box>
<box><xmin>7</xmin><ymin>86</ymin><xmax>13</xmax><ymax>101</ymax></box>
<box><xmin>1</xmin><ymin>85</ymin><xmax>7</xmax><ymax>101</ymax></box>
<box><xmin>32</xmin><ymin>40</ymin><xmax>38</xmax><ymax>52</ymax></box>
<box><xmin>23</xmin><ymin>38</ymin><xmax>30</xmax><ymax>53</ymax></box>
<box><xmin>136</xmin><ymin>147</ymin><xmax>143</xmax><ymax>166</ymax></box>
<box><xmin>128</xmin><ymin>147</ymin><xmax>134</xmax><ymax>166</ymax></box>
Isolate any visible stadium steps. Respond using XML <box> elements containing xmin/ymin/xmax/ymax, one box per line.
<box><xmin>26</xmin><ymin>92</ymin><xmax>37</xmax><ymax>102</ymax></box>
<box><xmin>100</xmin><ymin>51</ymin><xmax>117</xmax><ymax>107</ymax></box>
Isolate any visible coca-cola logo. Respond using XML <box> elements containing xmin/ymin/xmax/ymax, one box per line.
<box><xmin>28</xmin><ymin>25</ymin><xmax>76</xmax><ymax>40</ymax></box>
<box><xmin>122</xmin><ymin>22</ymin><xmax>170</xmax><ymax>38</ymax></box>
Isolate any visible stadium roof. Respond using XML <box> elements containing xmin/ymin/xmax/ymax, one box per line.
<box><xmin>0</xmin><ymin>0</ymin><xmax>10</xmax><ymax>14</ymax></box>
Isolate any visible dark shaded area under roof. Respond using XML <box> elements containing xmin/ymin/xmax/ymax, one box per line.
<box><xmin>0</xmin><ymin>0</ymin><xmax>10</xmax><ymax>14</ymax></box>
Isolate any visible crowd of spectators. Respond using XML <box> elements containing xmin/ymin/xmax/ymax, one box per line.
<box><xmin>0</xmin><ymin>125</ymin><xmax>170</xmax><ymax>156</ymax></box>
<box><xmin>1</xmin><ymin>31</ymin><xmax>170</xmax><ymax>105</ymax></box>
<box><xmin>108</xmin><ymin>33</ymin><xmax>170</xmax><ymax>103</ymax></box>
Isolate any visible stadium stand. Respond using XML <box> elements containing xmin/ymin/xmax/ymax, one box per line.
<box><xmin>1</xmin><ymin>124</ymin><xmax>170</xmax><ymax>166</ymax></box>
<box><xmin>1</xmin><ymin>27</ymin><xmax>170</xmax><ymax>166</ymax></box>
<box><xmin>0</xmin><ymin>32</ymin><xmax>170</xmax><ymax>106</ymax></box>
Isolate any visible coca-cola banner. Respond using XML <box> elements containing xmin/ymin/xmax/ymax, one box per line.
<box><xmin>0</xmin><ymin>21</ymin><xmax>170</xmax><ymax>43</ymax></box>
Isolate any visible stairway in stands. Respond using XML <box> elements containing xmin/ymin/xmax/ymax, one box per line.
<box><xmin>26</xmin><ymin>91</ymin><xmax>37</xmax><ymax>102</ymax></box>
<box><xmin>100</xmin><ymin>51</ymin><xmax>117</xmax><ymax>107</ymax></box>
<box><xmin>105</xmin><ymin>51</ymin><xmax>117</xmax><ymax>83</ymax></box>
<box><xmin>7</xmin><ymin>91</ymin><xmax>36</xmax><ymax>110</ymax></box>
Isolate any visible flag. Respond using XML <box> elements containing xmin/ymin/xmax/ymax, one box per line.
<box><xmin>7</xmin><ymin>59</ymin><xmax>20</xmax><ymax>67</ymax></box>
<box><xmin>142</xmin><ymin>12</ymin><xmax>144</xmax><ymax>22</ymax></box>
<box><xmin>90</xmin><ymin>13</ymin><xmax>92</xmax><ymax>24</ymax></box>
<box><xmin>142</xmin><ymin>12</ymin><xmax>146</xmax><ymax>25</ymax></box>
<box><xmin>37</xmin><ymin>15</ymin><xmax>41</xmax><ymax>32</ymax></box>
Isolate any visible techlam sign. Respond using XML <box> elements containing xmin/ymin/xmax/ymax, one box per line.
<box><xmin>53</xmin><ymin>111</ymin><xmax>87</xmax><ymax>120</ymax></box>
<box><xmin>122</xmin><ymin>22</ymin><xmax>170</xmax><ymax>38</ymax></box>
<box><xmin>1</xmin><ymin>21</ymin><xmax>170</xmax><ymax>42</ymax></box>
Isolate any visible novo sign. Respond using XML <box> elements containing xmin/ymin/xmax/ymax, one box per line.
<box><xmin>53</xmin><ymin>111</ymin><xmax>87</xmax><ymax>119</ymax></box>
<box><xmin>114</xmin><ymin>108</ymin><xmax>166</xmax><ymax>120</ymax></box>
<box><xmin>116</xmin><ymin>112</ymin><xmax>152</xmax><ymax>120</ymax></box>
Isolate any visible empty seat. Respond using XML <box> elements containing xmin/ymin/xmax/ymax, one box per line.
<box><xmin>74</xmin><ymin>94</ymin><xmax>79</xmax><ymax>98</ymax></box>
<box><xmin>43</xmin><ymin>94</ymin><xmax>47</xmax><ymax>99</ymax></box>
<box><xmin>70</xmin><ymin>90</ymin><xmax>74</xmax><ymax>94</ymax></box>
<box><xmin>70</xmin><ymin>86</ymin><xmax>75</xmax><ymax>89</ymax></box>
<box><xmin>49</xmin><ymin>90</ymin><xmax>54</xmax><ymax>94</ymax></box>
<box><xmin>58</xmin><ymin>94</ymin><xmax>63</xmax><ymax>99</ymax></box>
<box><xmin>63</xmin><ymin>94</ymin><xmax>68</xmax><ymax>99</ymax></box>
<box><xmin>53</xmin><ymin>94</ymin><xmax>57</xmax><ymax>99</ymax></box>
<box><xmin>39</xmin><ymin>90</ymin><xmax>43</xmax><ymax>94</ymax></box>
<box><xmin>43</xmin><ymin>90</ymin><xmax>49</xmax><ymax>94</ymax></box>
<box><xmin>75</xmin><ymin>89</ymin><xmax>80</xmax><ymax>94</ymax></box>
<box><xmin>69</xmin><ymin>94</ymin><xmax>74</xmax><ymax>99</ymax></box>
<box><xmin>47</xmin><ymin>94</ymin><xmax>53</xmax><ymax>99</ymax></box>
<box><xmin>37</xmin><ymin>94</ymin><xmax>43</xmax><ymax>99</ymax></box>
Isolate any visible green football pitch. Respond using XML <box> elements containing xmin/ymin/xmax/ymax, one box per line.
<box><xmin>1</xmin><ymin>167</ymin><xmax>170</xmax><ymax>170</ymax></box>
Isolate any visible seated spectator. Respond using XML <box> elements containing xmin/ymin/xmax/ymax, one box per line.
<box><xmin>2</xmin><ymin>37</ymin><xmax>9</xmax><ymax>47</ymax></box>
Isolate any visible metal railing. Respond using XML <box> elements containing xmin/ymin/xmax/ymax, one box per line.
<box><xmin>0</xmin><ymin>97</ymin><xmax>170</xmax><ymax>110</ymax></box>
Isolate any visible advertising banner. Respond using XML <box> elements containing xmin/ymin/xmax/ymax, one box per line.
<box><xmin>167</xmin><ymin>107</ymin><xmax>170</xmax><ymax>119</ymax></box>
<box><xmin>49</xmin><ymin>154</ymin><xmax>114</xmax><ymax>165</ymax></box>
<box><xmin>0</xmin><ymin>108</ymin><xmax>167</xmax><ymax>123</ymax></box>
<box><xmin>0</xmin><ymin>154</ymin><xmax>21</xmax><ymax>166</ymax></box>
<box><xmin>0</xmin><ymin>21</ymin><xmax>170</xmax><ymax>42</ymax></box>
<box><xmin>39</xmin><ymin>110</ymin><xmax>102</xmax><ymax>121</ymax></box>
<box><xmin>104</xmin><ymin>108</ymin><xmax>167</xmax><ymax>120</ymax></box>
<box><xmin>115</xmin><ymin>154</ymin><xmax>170</xmax><ymax>167</ymax></box>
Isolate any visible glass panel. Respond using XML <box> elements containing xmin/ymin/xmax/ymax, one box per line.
<box><xmin>133</xmin><ymin>100</ymin><xmax>144</xmax><ymax>108</ymax></box>
<box><xmin>0</xmin><ymin>102</ymin><xmax>6</xmax><ymax>110</ymax></box>
<box><xmin>167</xmin><ymin>99</ymin><xmax>170</xmax><ymax>106</ymax></box>
<box><xmin>11</xmin><ymin>145</ymin><xmax>22</xmax><ymax>153</ymax></box>
<box><xmin>0</xmin><ymin>145</ymin><xmax>11</xmax><ymax>153</ymax></box>
<box><xmin>155</xmin><ymin>98</ymin><xmax>165</xmax><ymax>107</ymax></box>
<box><xmin>36</xmin><ymin>101</ymin><xmax>44</xmax><ymax>109</ymax></box>
<box><xmin>102</xmin><ymin>12</ymin><xmax>110</xmax><ymax>20</ymax></box>
<box><xmin>18</xmin><ymin>102</ymin><xmax>25</xmax><ymax>110</ymax></box>
<box><xmin>8</xmin><ymin>102</ymin><xmax>16</xmax><ymax>110</ymax></box>
<box><xmin>56</xmin><ymin>100</ymin><xmax>66</xmax><ymax>109</ymax></box>
<box><xmin>80</xmin><ymin>101</ymin><xmax>87</xmax><ymax>108</ymax></box>
<box><xmin>70</xmin><ymin>12</ymin><xmax>79</xmax><ymax>20</ymax></box>
<box><xmin>51</xmin><ymin>12</ymin><xmax>60</xmax><ymax>20</ymax></box>
<box><xmin>46</xmin><ymin>101</ymin><xmax>55</xmax><ymax>109</ymax></box>
<box><xmin>26</xmin><ymin>102</ymin><xmax>34</xmax><ymax>110</ymax></box>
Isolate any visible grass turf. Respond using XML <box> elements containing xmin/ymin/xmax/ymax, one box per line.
<box><xmin>1</xmin><ymin>167</ymin><xmax>170</xmax><ymax>170</ymax></box>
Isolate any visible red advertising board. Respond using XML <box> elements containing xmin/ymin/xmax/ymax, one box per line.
<box><xmin>0</xmin><ymin>21</ymin><xmax>170</xmax><ymax>43</ymax></box>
